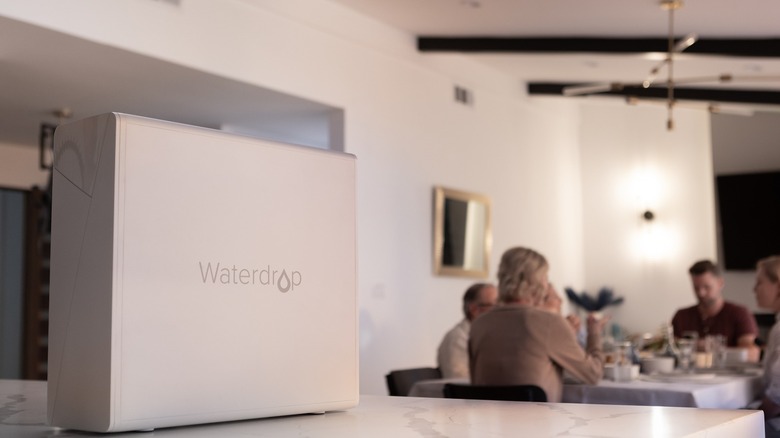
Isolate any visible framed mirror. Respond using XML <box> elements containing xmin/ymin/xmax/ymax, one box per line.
<box><xmin>433</xmin><ymin>186</ymin><xmax>492</xmax><ymax>278</ymax></box>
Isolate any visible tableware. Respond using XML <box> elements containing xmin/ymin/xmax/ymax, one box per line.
<box><xmin>640</xmin><ymin>356</ymin><xmax>675</xmax><ymax>374</ymax></box>
<box><xmin>682</xmin><ymin>330</ymin><xmax>699</xmax><ymax>346</ymax></box>
<box><xmin>604</xmin><ymin>364</ymin><xmax>640</xmax><ymax>381</ymax></box>
<box><xmin>704</xmin><ymin>365</ymin><xmax>762</xmax><ymax>376</ymax></box>
<box><xmin>649</xmin><ymin>371</ymin><xmax>717</xmax><ymax>382</ymax></box>
<box><xmin>711</xmin><ymin>335</ymin><xmax>727</xmax><ymax>368</ymax></box>
<box><xmin>677</xmin><ymin>338</ymin><xmax>695</xmax><ymax>372</ymax></box>
<box><xmin>725</xmin><ymin>348</ymin><xmax>749</xmax><ymax>365</ymax></box>
<box><xmin>695</xmin><ymin>351</ymin><xmax>713</xmax><ymax>368</ymax></box>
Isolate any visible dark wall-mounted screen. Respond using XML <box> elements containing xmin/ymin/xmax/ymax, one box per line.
<box><xmin>716</xmin><ymin>171</ymin><xmax>780</xmax><ymax>270</ymax></box>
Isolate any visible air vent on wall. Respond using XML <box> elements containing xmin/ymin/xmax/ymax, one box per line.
<box><xmin>454</xmin><ymin>86</ymin><xmax>473</xmax><ymax>106</ymax></box>
<box><xmin>150</xmin><ymin>0</ymin><xmax>181</xmax><ymax>6</ymax></box>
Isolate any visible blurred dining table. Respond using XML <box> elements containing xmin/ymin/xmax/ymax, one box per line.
<box><xmin>408</xmin><ymin>368</ymin><xmax>764</xmax><ymax>409</ymax></box>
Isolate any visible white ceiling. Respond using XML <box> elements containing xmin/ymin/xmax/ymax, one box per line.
<box><xmin>0</xmin><ymin>15</ymin><xmax>337</xmax><ymax>150</ymax></box>
<box><xmin>329</xmin><ymin>0</ymin><xmax>780</xmax><ymax>37</ymax></box>
<box><xmin>330</xmin><ymin>0</ymin><xmax>780</xmax><ymax>91</ymax></box>
<box><xmin>2</xmin><ymin>0</ymin><xmax>780</xmax><ymax>150</ymax></box>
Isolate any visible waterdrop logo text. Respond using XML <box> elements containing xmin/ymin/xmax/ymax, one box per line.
<box><xmin>198</xmin><ymin>261</ymin><xmax>302</xmax><ymax>293</ymax></box>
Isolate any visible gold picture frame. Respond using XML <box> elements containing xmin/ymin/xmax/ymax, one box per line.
<box><xmin>433</xmin><ymin>186</ymin><xmax>492</xmax><ymax>278</ymax></box>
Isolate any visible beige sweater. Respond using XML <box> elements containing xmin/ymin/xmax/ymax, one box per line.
<box><xmin>469</xmin><ymin>305</ymin><xmax>603</xmax><ymax>402</ymax></box>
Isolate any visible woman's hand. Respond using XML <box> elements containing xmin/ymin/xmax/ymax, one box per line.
<box><xmin>586</xmin><ymin>313</ymin><xmax>609</xmax><ymax>335</ymax></box>
<box><xmin>565</xmin><ymin>314</ymin><xmax>581</xmax><ymax>334</ymax></box>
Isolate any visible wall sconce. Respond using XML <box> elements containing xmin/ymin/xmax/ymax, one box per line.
<box><xmin>39</xmin><ymin>123</ymin><xmax>57</xmax><ymax>170</ymax></box>
<box><xmin>634</xmin><ymin>209</ymin><xmax>680</xmax><ymax>261</ymax></box>
<box><xmin>624</xmin><ymin>165</ymin><xmax>678</xmax><ymax>261</ymax></box>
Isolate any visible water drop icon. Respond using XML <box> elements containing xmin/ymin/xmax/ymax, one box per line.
<box><xmin>278</xmin><ymin>270</ymin><xmax>291</xmax><ymax>293</ymax></box>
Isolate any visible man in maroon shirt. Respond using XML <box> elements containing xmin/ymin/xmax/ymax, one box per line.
<box><xmin>672</xmin><ymin>260</ymin><xmax>759</xmax><ymax>361</ymax></box>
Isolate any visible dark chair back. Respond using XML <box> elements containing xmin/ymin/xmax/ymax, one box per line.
<box><xmin>755</xmin><ymin>313</ymin><xmax>774</xmax><ymax>347</ymax></box>
<box><xmin>755</xmin><ymin>313</ymin><xmax>774</xmax><ymax>361</ymax></box>
<box><xmin>385</xmin><ymin>367</ymin><xmax>442</xmax><ymax>396</ymax></box>
<box><xmin>443</xmin><ymin>383</ymin><xmax>547</xmax><ymax>402</ymax></box>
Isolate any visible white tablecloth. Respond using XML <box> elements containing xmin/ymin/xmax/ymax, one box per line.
<box><xmin>408</xmin><ymin>372</ymin><xmax>764</xmax><ymax>409</ymax></box>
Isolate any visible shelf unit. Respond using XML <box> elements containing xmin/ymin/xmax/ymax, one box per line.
<box><xmin>23</xmin><ymin>187</ymin><xmax>50</xmax><ymax>380</ymax></box>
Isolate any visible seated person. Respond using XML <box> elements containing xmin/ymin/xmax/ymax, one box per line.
<box><xmin>469</xmin><ymin>246</ymin><xmax>605</xmax><ymax>402</ymax></box>
<box><xmin>672</xmin><ymin>259</ymin><xmax>758</xmax><ymax>361</ymax></box>
<box><xmin>751</xmin><ymin>257</ymin><xmax>780</xmax><ymax>428</ymax></box>
<box><xmin>436</xmin><ymin>282</ymin><xmax>497</xmax><ymax>378</ymax></box>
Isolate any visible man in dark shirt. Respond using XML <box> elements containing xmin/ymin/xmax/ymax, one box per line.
<box><xmin>672</xmin><ymin>259</ymin><xmax>758</xmax><ymax>361</ymax></box>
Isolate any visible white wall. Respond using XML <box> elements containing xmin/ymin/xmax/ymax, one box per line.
<box><xmin>579</xmin><ymin>102</ymin><xmax>717</xmax><ymax>335</ymax></box>
<box><xmin>0</xmin><ymin>0</ymin><xmax>717</xmax><ymax>395</ymax></box>
<box><xmin>0</xmin><ymin>143</ymin><xmax>49</xmax><ymax>189</ymax></box>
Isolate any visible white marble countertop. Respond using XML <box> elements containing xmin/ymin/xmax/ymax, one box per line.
<box><xmin>0</xmin><ymin>379</ymin><xmax>765</xmax><ymax>437</ymax></box>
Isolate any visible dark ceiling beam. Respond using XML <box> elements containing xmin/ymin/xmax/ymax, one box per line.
<box><xmin>527</xmin><ymin>82</ymin><xmax>780</xmax><ymax>105</ymax></box>
<box><xmin>418</xmin><ymin>37</ymin><xmax>780</xmax><ymax>57</ymax></box>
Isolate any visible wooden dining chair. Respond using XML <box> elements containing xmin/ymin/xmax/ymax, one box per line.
<box><xmin>443</xmin><ymin>383</ymin><xmax>547</xmax><ymax>402</ymax></box>
<box><xmin>385</xmin><ymin>367</ymin><xmax>442</xmax><ymax>396</ymax></box>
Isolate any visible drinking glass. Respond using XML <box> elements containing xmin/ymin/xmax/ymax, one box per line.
<box><xmin>614</xmin><ymin>342</ymin><xmax>633</xmax><ymax>382</ymax></box>
<box><xmin>677</xmin><ymin>338</ymin><xmax>695</xmax><ymax>373</ymax></box>
<box><xmin>711</xmin><ymin>335</ymin><xmax>727</xmax><ymax>368</ymax></box>
<box><xmin>697</xmin><ymin>336</ymin><xmax>714</xmax><ymax>368</ymax></box>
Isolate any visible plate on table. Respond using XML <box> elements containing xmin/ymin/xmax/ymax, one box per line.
<box><xmin>707</xmin><ymin>364</ymin><xmax>763</xmax><ymax>376</ymax></box>
<box><xmin>649</xmin><ymin>371</ymin><xmax>717</xmax><ymax>382</ymax></box>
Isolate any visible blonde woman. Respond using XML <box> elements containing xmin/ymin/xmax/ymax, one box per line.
<box><xmin>754</xmin><ymin>256</ymin><xmax>780</xmax><ymax>418</ymax></box>
<box><xmin>468</xmin><ymin>247</ymin><xmax>606</xmax><ymax>402</ymax></box>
